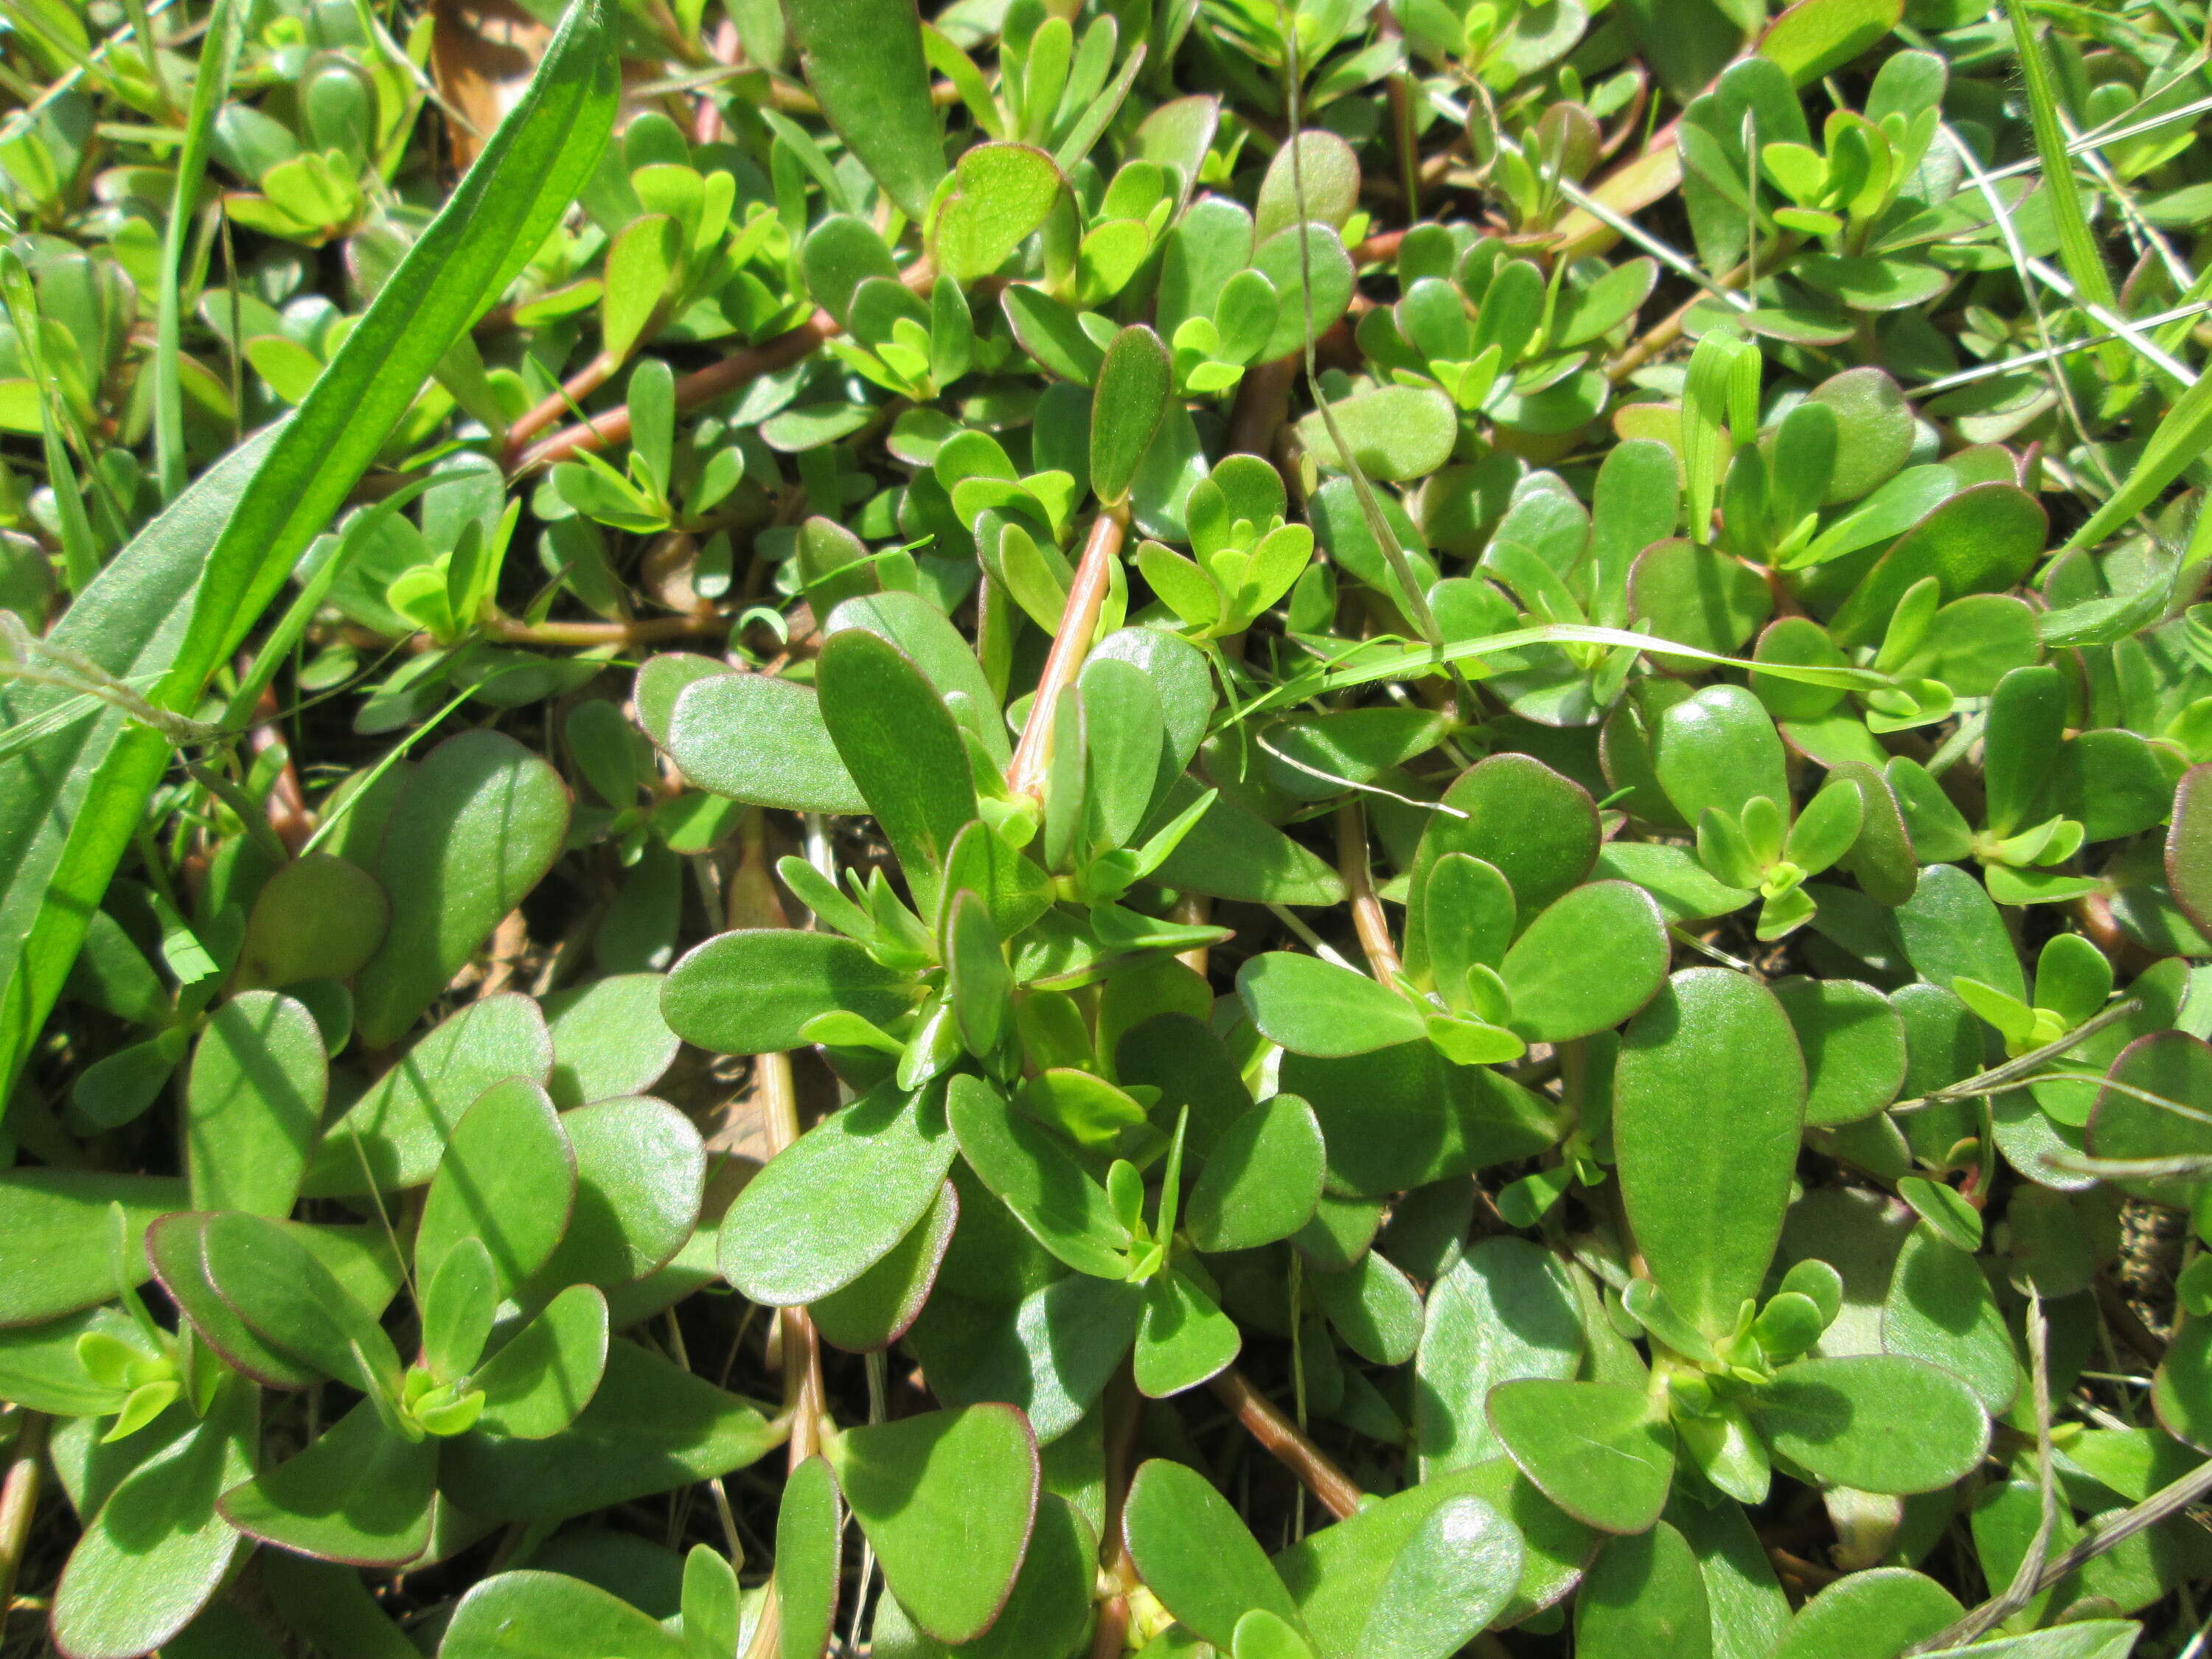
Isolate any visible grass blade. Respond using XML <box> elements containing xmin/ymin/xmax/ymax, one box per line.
<box><xmin>2003</xmin><ymin>0</ymin><xmax>2118</xmax><ymax>316</ymax></box>
<box><xmin>2059</xmin><ymin>368</ymin><xmax>2212</xmax><ymax>554</ymax></box>
<box><xmin>153</xmin><ymin>0</ymin><xmax>241</xmax><ymax>503</ymax></box>
<box><xmin>0</xmin><ymin>253</ymin><xmax>102</xmax><ymax>590</ymax></box>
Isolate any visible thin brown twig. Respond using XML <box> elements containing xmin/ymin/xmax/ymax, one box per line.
<box><xmin>1207</xmin><ymin>1369</ymin><xmax>1361</xmax><ymax>1520</ymax></box>
<box><xmin>1889</xmin><ymin>998</ymin><xmax>2142</xmax><ymax>1114</ymax></box>
<box><xmin>1606</xmin><ymin>248</ymin><xmax>1770</xmax><ymax>383</ymax></box>
<box><xmin>762</xmin><ymin>1044</ymin><xmax>826</xmax><ymax>1472</ymax></box>
<box><xmin>1172</xmin><ymin>891</ymin><xmax>1214</xmax><ymax>979</ymax></box>
<box><xmin>1353</xmin><ymin>226</ymin><xmax>1407</xmax><ymax>267</ymax></box>
<box><xmin>1767</xmin><ymin>1545</ymin><xmax>1845</xmax><ymax>1590</ymax></box>
<box><xmin>1908</xmin><ymin>1417</ymin><xmax>2212</xmax><ymax>1652</ymax></box>
<box><xmin>1921</xmin><ymin>1294</ymin><xmax>2056</xmax><ymax>1650</ymax></box>
<box><xmin>732</xmin><ymin>812</ymin><xmax>827</xmax><ymax>1470</ymax></box>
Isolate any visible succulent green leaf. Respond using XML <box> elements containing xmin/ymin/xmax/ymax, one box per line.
<box><xmin>438</xmin><ymin>1338</ymin><xmax>779</xmax><ymax>1523</ymax></box>
<box><xmin>720</xmin><ymin>1080</ymin><xmax>953</xmax><ymax>1304</ymax></box>
<box><xmin>1750</xmin><ymin>1354</ymin><xmax>1990</xmax><ymax>1492</ymax></box>
<box><xmin>812</xmin><ymin>1180</ymin><xmax>958</xmax><ymax>1352</ymax></box>
<box><xmin>307</xmin><ymin>992</ymin><xmax>552</xmax><ymax>1194</ymax></box>
<box><xmin>473</xmin><ymin>1282</ymin><xmax>611</xmax><ymax>1439</ymax></box>
<box><xmin>661</xmin><ymin>672</ymin><xmax>868</xmax><ymax>813</ymax></box>
<box><xmin>952</xmin><ymin>1495</ymin><xmax>1096</xmax><ymax>1659</ymax></box>
<box><xmin>49</xmin><ymin>1379</ymin><xmax>257</xmax><ymax>1659</ymax></box>
<box><xmin>1771</xmin><ymin>976</ymin><xmax>1907</xmax><ymax>1127</ymax></box>
<box><xmin>1415</xmin><ymin>1238</ymin><xmax>1585</xmax><ymax>1475</ymax></box>
<box><xmin>1615</xmin><ymin>969</ymin><xmax>1806</xmax><ymax>1337</ymax></box>
<box><xmin>1091</xmin><ymin>325</ymin><xmax>1174</xmax><ymax>507</ymax></box>
<box><xmin>1573</xmin><ymin>1523</ymin><xmax>1712</xmax><ymax>1659</ymax></box>
<box><xmin>1307</xmin><ymin>1247</ymin><xmax>1424</xmax><ymax>1367</ymax></box>
<box><xmin>416</xmin><ymin>1076</ymin><xmax>574</xmax><ymax>1295</ymax></box>
<box><xmin>182</xmin><ymin>990</ymin><xmax>324</xmax><ymax>1218</ymax></box>
<box><xmin>1649</xmin><ymin>686</ymin><xmax>1790</xmax><ymax>828</ymax></box>
<box><xmin>2089</xmin><ymin>1032</ymin><xmax>2212</xmax><ymax>1204</ymax></box>
<box><xmin>1124</xmin><ymin>1458</ymin><xmax>1305</xmax><ymax>1648</ymax></box>
<box><xmin>776</xmin><ymin>1455</ymin><xmax>844</xmax><ymax>1659</ymax></box>
<box><xmin>664</xmin><ymin>929</ymin><xmax>917</xmax><ymax>1056</ymax></box>
<box><xmin>1500</xmin><ymin>881</ymin><xmax>1669</xmax><ymax>1043</ymax></box>
<box><xmin>910</xmin><ymin>1268</ymin><xmax>1141</xmax><ymax>1443</ymax></box>
<box><xmin>1186</xmin><ymin>1094</ymin><xmax>1326</xmax><ymax>1252</ymax></box>
<box><xmin>949</xmin><ymin>1074</ymin><xmax>1130</xmax><ymax>1278</ymax></box>
<box><xmin>543</xmin><ymin>973</ymin><xmax>681</xmax><ymax>1110</ymax></box>
<box><xmin>525</xmin><ymin>1095</ymin><xmax>703</xmax><ymax>1291</ymax></box>
<box><xmin>199</xmin><ymin>1210</ymin><xmax>403</xmax><ymax>1400</ymax></box>
<box><xmin>1237</xmin><ymin>952</ymin><xmax>1425</xmax><ymax>1058</ymax></box>
<box><xmin>1893</xmin><ymin>863</ymin><xmax>2024</xmax><ymax>1001</ymax></box>
<box><xmin>1881</xmin><ymin>1225</ymin><xmax>2019</xmax><ymax>1415</ymax></box>
<box><xmin>234</xmin><ymin>852</ymin><xmax>389</xmax><ymax>989</ymax></box>
<box><xmin>1133</xmin><ymin>1268</ymin><xmax>1242</xmax><ymax>1397</ymax></box>
<box><xmin>219</xmin><ymin>1400</ymin><xmax>436</xmax><ymax>1567</ymax></box>
<box><xmin>1486</xmin><ymin>1378</ymin><xmax>1676</xmax><ymax>1535</ymax></box>
<box><xmin>1830</xmin><ymin>485</ymin><xmax>2048</xmax><ymax>650</ymax></box>
<box><xmin>441</xmin><ymin>1569</ymin><xmax>687</xmax><ymax>1659</ymax></box>
<box><xmin>1283</xmin><ymin>1040</ymin><xmax>1564</xmax><ymax>1198</ymax></box>
<box><xmin>354</xmin><ymin>731</ymin><xmax>571</xmax><ymax>1048</ymax></box>
<box><xmin>934</xmin><ymin>142</ymin><xmax>1062</xmax><ymax>284</ymax></box>
<box><xmin>825</xmin><ymin>1405</ymin><xmax>1040</xmax><ymax>1644</ymax></box>
<box><xmin>1770</xmin><ymin>1567</ymin><xmax>1963</xmax><ymax>1659</ymax></box>
<box><xmin>817</xmin><ymin>627</ymin><xmax>979</xmax><ymax>913</ymax></box>
<box><xmin>785</xmin><ymin>0</ymin><xmax>945</xmax><ymax>220</ymax></box>
<box><xmin>1295</xmin><ymin>388</ymin><xmax>1457</xmax><ymax>483</ymax></box>
<box><xmin>422</xmin><ymin>1236</ymin><xmax>498</xmax><ymax>1382</ymax></box>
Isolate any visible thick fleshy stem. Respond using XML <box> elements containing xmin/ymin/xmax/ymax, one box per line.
<box><xmin>1207</xmin><ymin>1368</ymin><xmax>1361</xmax><ymax>1520</ymax></box>
<box><xmin>508</xmin><ymin>259</ymin><xmax>938</xmax><ymax>474</ymax></box>
<box><xmin>1088</xmin><ymin>1366</ymin><xmax>1143</xmax><ymax>1659</ymax></box>
<box><xmin>488</xmin><ymin>612</ymin><xmax>723</xmax><ymax>648</ymax></box>
<box><xmin>1006</xmin><ymin>506</ymin><xmax>1129</xmax><ymax>799</ymax></box>
<box><xmin>760</xmin><ymin>1044</ymin><xmax>826</xmax><ymax>1471</ymax></box>
<box><xmin>508</xmin><ymin>312</ymin><xmax>835</xmax><ymax>473</ymax></box>
<box><xmin>1337</xmin><ymin>802</ymin><xmax>1402</xmax><ymax>982</ymax></box>
<box><xmin>734</xmin><ymin>812</ymin><xmax>827</xmax><ymax>1470</ymax></box>
<box><xmin>501</xmin><ymin>344</ymin><xmax>629</xmax><ymax>463</ymax></box>
<box><xmin>0</xmin><ymin>1411</ymin><xmax>46</xmax><ymax>1618</ymax></box>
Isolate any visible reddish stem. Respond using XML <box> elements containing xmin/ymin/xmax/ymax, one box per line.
<box><xmin>509</xmin><ymin>315</ymin><xmax>833</xmax><ymax>473</ymax></box>
<box><xmin>501</xmin><ymin>347</ymin><xmax>626</xmax><ymax>465</ymax></box>
<box><xmin>1207</xmin><ymin>1369</ymin><xmax>1361</xmax><ymax>1520</ymax></box>
<box><xmin>508</xmin><ymin>260</ymin><xmax>936</xmax><ymax>476</ymax></box>
<box><xmin>1006</xmin><ymin>507</ymin><xmax>1127</xmax><ymax>798</ymax></box>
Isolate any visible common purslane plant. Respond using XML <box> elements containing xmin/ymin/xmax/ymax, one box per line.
<box><xmin>5</xmin><ymin>0</ymin><xmax>2212</xmax><ymax>1653</ymax></box>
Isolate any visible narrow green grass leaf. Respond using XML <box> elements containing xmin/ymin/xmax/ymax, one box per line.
<box><xmin>153</xmin><ymin>0</ymin><xmax>242</xmax><ymax>502</ymax></box>
<box><xmin>2002</xmin><ymin>0</ymin><xmax>2117</xmax><ymax>317</ymax></box>
<box><xmin>2061</xmin><ymin>366</ymin><xmax>2212</xmax><ymax>553</ymax></box>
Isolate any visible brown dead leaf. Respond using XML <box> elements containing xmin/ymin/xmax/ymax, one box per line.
<box><xmin>431</xmin><ymin>0</ymin><xmax>552</xmax><ymax>169</ymax></box>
